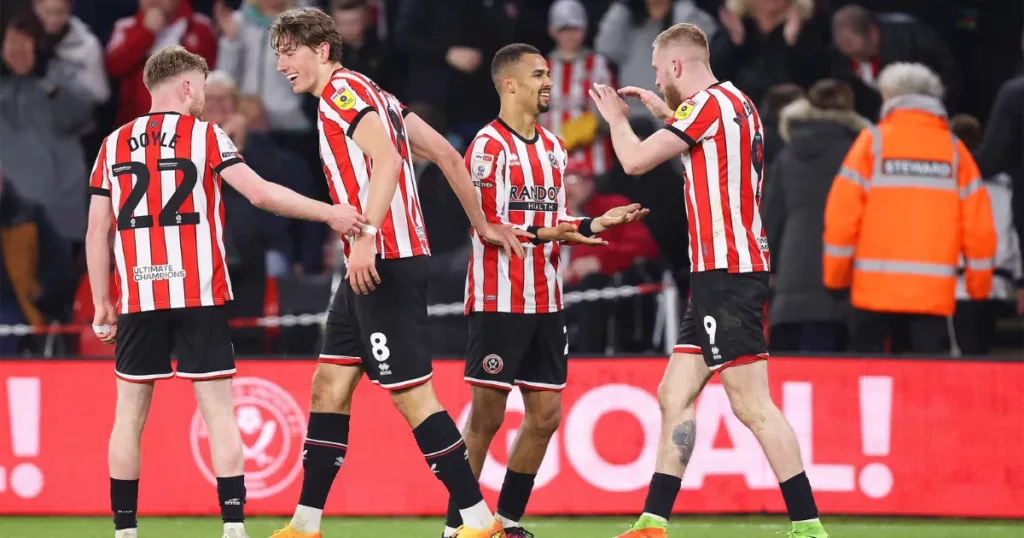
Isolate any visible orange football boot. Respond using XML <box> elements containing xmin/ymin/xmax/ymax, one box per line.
<box><xmin>615</xmin><ymin>527</ymin><xmax>668</xmax><ymax>538</ymax></box>
<box><xmin>269</xmin><ymin>526</ymin><xmax>321</xmax><ymax>538</ymax></box>
<box><xmin>454</xmin><ymin>520</ymin><xmax>506</xmax><ymax>538</ymax></box>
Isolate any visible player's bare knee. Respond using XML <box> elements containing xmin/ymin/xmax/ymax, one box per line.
<box><xmin>310</xmin><ymin>365</ymin><xmax>356</xmax><ymax>413</ymax></box>
<box><xmin>524</xmin><ymin>398</ymin><xmax>562</xmax><ymax>439</ymax></box>
<box><xmin>657</xmin><ymin>379</ymin><xmax>691</xmax><ymax>418</ymax></box>
<box><xmin>729</xmin><ymin>393</ymin><xmax>773</xmax><ymax>430</ymax></box>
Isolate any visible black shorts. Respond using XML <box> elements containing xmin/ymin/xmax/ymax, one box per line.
<box><xmin>465</xmin><ymin>311</ymin><xmax>568</xmax><ymax>392</ymax></box>
<box><xmin>676</xmin><ymin>270</ymin><xmax>769</xmax><ymax>370</ymax></box>
<box><xmin>115</xmin><ymin>305</ymin><xmax>235</xmax><ymax>382</ymax></box>
<box><xmin>319</xmin><ymin>256</ymin><xmax>432</xmax><ymax>390</ymax></box>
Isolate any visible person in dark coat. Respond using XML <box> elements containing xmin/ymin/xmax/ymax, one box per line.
<box><xmin>830</xmin><ymin>4</ymin><xmax>961</xmax><ymax>120</ymax></box>
<box><xmin>762</xmin><ymin>79</ymin><xmax>870</xmax><ymax>353</ymax></box>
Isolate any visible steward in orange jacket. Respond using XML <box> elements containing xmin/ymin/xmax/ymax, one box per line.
<box><xmin>823</xmin><ymin>85</ymin><xmax>996</xmax><ymax>352</ymax></box>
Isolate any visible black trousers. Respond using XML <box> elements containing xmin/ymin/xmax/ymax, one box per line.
<box><xmin>848</xmin><ymin>309</ymin><xmax>950</xmax><ymax>354</ymax></box>
<box><xmin>952</xmin><ymin>300</ymin><xmax>1000</xmax><ymax>356</ymax></box>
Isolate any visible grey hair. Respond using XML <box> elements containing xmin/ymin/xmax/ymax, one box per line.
<box><xmin>877</xmin><ymin>62</ymin><xmax>944</xmax><ymax>100</ymax></box>
<box><xmin>206</xmin><ymin>70</ymin><xmax>239</xmax><ymax>99</ymax></box>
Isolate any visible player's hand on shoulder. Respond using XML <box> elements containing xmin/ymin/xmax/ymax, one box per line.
<box><xmin>618</xmin><ymin>87</ymin><xmax>674</xmax><ymax>122</ymax></box>
<box><xmin>589</xmin><ymin>83</ymin><xmax>629</xmax><ymax>123</ymax></box>
<box><xmin>479</xmin><ymin>223</ymin><xmax>532</xmax><ymax>259</ymax></box>
<box><xmin>346</xmin><ymin>233</ymin><xmax>380</xmax><ymax>295</ymax></box>
<box><xmin>326</xmin><ymin>204</ymin><xmax>367</xmax><ymax>236</ymax></box>
<box><xmin>595</xmin><ymin>203</ymin><xmax>650</xmax><ymax>232</ymax></box>
<box><xmin>91</xmin><ymin>303</ymin><xmax>118</xmax><ymax>345</ymax></box>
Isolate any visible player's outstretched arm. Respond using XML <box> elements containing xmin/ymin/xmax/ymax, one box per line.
<box><xmin>589</xmin><ymin>83</ymin><xmax>690</xmax><ymax>175</ymax></box>
<box><xmin>219</xmin><ymin>163</ymin><xmax>366</xmax><ymax>235</ymax></box>
<box><xmin>85</xmin><ymin>195</ymin><xmax>116</xmax><ymax>344</ymax></box>
<box><xmin>404</xmin><ymin>111</ymin><xmax>531</xmax><ymax>259</ymax></box>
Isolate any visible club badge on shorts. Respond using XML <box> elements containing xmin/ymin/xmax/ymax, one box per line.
<box><xmin>483</xmin><ymin>353</ymin><xmax>503</xmax><ymax>374</ymax></box>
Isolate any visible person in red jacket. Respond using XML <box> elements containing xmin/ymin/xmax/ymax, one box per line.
<box><xmin>563</xmin><ymin>156</ymin><xmax>660</xmax><ymax>351</ymax></box>
<box><xmin>105</xmin><ymin>0</ymin><xmax>217</xmax><ymax>126</ymax></box>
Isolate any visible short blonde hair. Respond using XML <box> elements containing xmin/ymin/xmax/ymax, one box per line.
<box><xmin>653</xmin><ymin>23</ymin><xmax>710</xmax><ymax>57</ymax></box>
<box><xmin>143</xmin><ymin>46</ymin><xmax>209</xmax><ymax>90</ymax></box>
<box><xmin>877</xmin><ymin>62</ymin><xmax>944</xmax><ymax>100</ymax></box>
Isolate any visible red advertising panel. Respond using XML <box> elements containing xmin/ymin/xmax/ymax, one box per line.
<box><xmin>0</xmin><ymin>358</ymin><xmax>1022</xmax><ymax>517</ymax></box>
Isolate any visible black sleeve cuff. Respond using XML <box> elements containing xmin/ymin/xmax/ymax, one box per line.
<box><xmin>577</xmin><ymin>218</ymin><xmax>595</xmax><ymax>237</ymax></box>
<box><xmin>89</xmin><ymin>187</ymin><xmax>111</xmax><ymax>197</ymax></box>
<box><xmin>346</xmin><ymin>107</ymin><xmax>376</xmax><ymax>138</ymax></box>
<box><xmin>526</xmin><ymin>225</ymin><xmax>548</xmax><ymax>245</ymax></box>
<box><xmin>214</xmin><ymin>157</ymin><xmax>243</xmax><ymax>175</ymax></box>
<box><xmin>663</xmin><ymin>124</ymin><xmax>696</xmax><ymax>147</ymax></box>
<box><xmin>401</xmin><ymin>107</ymin><xmax>411</xmax><ymax>118</ymax></box>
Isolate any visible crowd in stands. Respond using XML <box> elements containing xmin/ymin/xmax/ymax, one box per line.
<box><xmin>0</xmin><ymin>0</ymin><xmax>1022</xmax><ymax>357</ymax></box>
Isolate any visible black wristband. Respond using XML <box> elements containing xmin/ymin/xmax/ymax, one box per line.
<box><xmin>577</xmin><ymin>218</ymin><xmax>595</xmax><ymax>237</ymax></box>
<box><xmin>526</xmin><ymin>225</ymin><xmax>547</xmax><ymax>245</ymax></box>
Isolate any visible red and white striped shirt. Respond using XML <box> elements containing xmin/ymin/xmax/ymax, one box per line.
<box><xmin>663</xmin><ymin>81</ymin><xmax>770</xmax><ymax>273</ymax></box>
<box><xmin>464</xmin><ymin>119</ymin><xmax>580</xmax><ymax>314</ymax></box>
<box><xmin>317</xmin><ymin>68</ymin><xmax>429</xmax><ymax>261</ymax></box>
<box><xmin>540</xmin><ymin>50</ymin><xmax>615</xmax><ymax>176</ymax></box>
<box><xmin>89</xmin><ymin>113</ymin><xmax>238</xmax><ymax>314</ymax></box>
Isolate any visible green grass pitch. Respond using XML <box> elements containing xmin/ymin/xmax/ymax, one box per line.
<box><xmin>2</xmin><ymin>516</ymin><xmax>1022</xmax><ymax>537</ymax></box>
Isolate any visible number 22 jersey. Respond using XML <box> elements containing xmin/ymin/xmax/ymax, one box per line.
<box><xmin>89</xmin><ymin>113</ymin><xmax>242</xmax><ymax>314</ymax></box>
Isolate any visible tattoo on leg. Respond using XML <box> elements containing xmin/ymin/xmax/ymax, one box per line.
<box><xmin>671</xmin><ymin>420</ymin><xmax>696</xmax><ymax>467</ymax></box>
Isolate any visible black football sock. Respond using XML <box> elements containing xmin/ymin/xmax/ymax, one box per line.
<box><xmin>780</xmin><ymin>471</ymin><xmax>819</xmax><ymax>521</ymax></box>
<box><xmin>413</xmin><ymin>412</ymin><xmax>484</xmax><ymax>510</ymax></box>
<box><xmin>444</xmin><ymin>496</ymin><xmax>463</xmax><ymax>530</ymax></box>
<box><xmin>298</xmin><ymin>412</ymin><xmax>350</xmax><ymax>509</ymax></box>
<box><xmin>496</xmin><ymin>470</ymin><xmax>536</xmax><ymax>525</ymax></box>
<box><xmin>642</xmin><ymin>472</ymin><xmax>682</xmax><ymax>521</ymax></box>
<box><xmin>110</xmin><ymin>478</ymin><xmax>139</xmax><ymax>530</ymax></box>
<box><xmin>217</xmin><ymin>475</ymin><xmax>246</xmax><ymax>523</ymax></box>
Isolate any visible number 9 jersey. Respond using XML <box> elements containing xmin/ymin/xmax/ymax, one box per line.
<box><xmin>89</xmin><ymin>113</ymin><xmax>242</xmax><ymax>314</ymax></box>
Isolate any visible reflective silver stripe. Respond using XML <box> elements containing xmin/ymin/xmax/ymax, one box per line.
<box><xmin>867</xmin><ymin>125</ymin><xmax>882</xmax><ymax>177</ymax></box>
<box><xmin>837</xmin><ymin>167</ymin><xmax>870</xmax><ymax>190</ymax></box>
<box><xmin>951</xmin><ymin>134</ymin><xmax>960</xmax><ymax>176</ymax></box>
<box><xmin>960</xmin><ymin>178</ymin><xmax>983</xmax><ymax>199</ymax></box>
<box><xmin>872</xmin><ymin>175</ymin><xmax>957</xmax><ymax>191</ymax></box>
<box><xmin>854</xmin><ymin>259</ymin><xmax>956</xmax><ymax>277</ymax></box>
<box><xmin>965</xmin><ymin>257</ymin><xmax>994</xmax><ymax>271</ymax></box>
<box><xmin>824</xmin><ymin>244</ymin><xmax>855</xmax><ymax>257</ymax></box>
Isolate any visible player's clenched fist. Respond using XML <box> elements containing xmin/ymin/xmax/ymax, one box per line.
<box><xmin>325</xmin><ymin>203</ymin><xmax>367</xmax><ymax>236</ymax></box>
<box><xmin>92</xmin><ymin>303</ymin><xmax>118</xmax><ymax>345</ymax></box>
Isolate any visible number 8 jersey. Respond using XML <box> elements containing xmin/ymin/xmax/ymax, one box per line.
<box><xmin>317</xmin><ymin>68</ymin><xmax>429</xmax><ymax>261</ymax></box>
<box><xmin>89</xmin><ymin>113</ymin><xmax>242</xmax><ymax>314</ymax></box>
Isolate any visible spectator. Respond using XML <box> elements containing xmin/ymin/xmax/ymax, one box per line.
<box><xmin>830</xmin><ymin>4</ymin><xmax>961</xmax><ymax>120</ymax></box>
<box><xmin>975</xmin><ymin>75</ymin><xmax>1024</xmax><ymax>286</ymax></box>
<box><xmin>762</xmin><ymin>79</ymin><xmax>869</xmax><ymax>353</ymax></box>
<box><xmin>758</xmin><ymin>82</ymin><xmax>805</xmax><ymax>168</ymax></box>
<box><xmin>106</xmin><ymin>0</ymin><xmax>217</xmax><ymax>126</ymax></box>
<box><xmin>711</xmin><ymin>0</ymin><xmax>828</xmax><ymax>105</ymax></box>
<box><xmin>394</xmin><ymin>0</ymin><xmax>519</xmax><ymax>144</ymax></box>
<box><xmin>562</xmin><ymin>157</ymin><xmax>659</xmax><ymax>352</ymax></box>
<box><xmin>1</xmin><ymin>10</ymin><xmax>94</xmax><ymax>255</ymax></box>
<box><xmin>596</xmin><ymin>0</ymin><xmax>717</xmax><ymax>123</ymax></box>
<box><xmin>541</xmin><ymin>0</ymin><xmax>616</xmax><ymax>177</ymax></box>
<box><xmin>330</xmin><ymin>0</ymin><xmax>387</xmax><ymax>84</ymax></box>
<box><xmin>822</xmin><ymin>63</ymin><xmax>996</xmax><ymax>354</ymax></box>
<box><xmin>0</xmin><ymin>162</ymin><xmax>75</xmax><ymax>355</ymax></box>
<box><xmin>950</xmin><ymin>114</ymin><xmax>1023</xmax><ymax>354</ymax></box>
<box><xmin>214</xmin><ymin>0</ymin><xmax>314</xmax><ymax>138</ymax></box>
<box><xmin>33</xmin><ymin>0</ymin><xmax>109</xmax><ymax>106</ymax></box>
<box><xmin>203</xmin><ymin>71</ymin><xmax>320</xmax><ymax>351</ymax></box>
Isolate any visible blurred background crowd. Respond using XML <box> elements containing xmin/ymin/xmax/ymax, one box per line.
<box><xmin>0</xmin><ymin>0</ymin><xmax>1022</xmax><ymax>358</ymax></box>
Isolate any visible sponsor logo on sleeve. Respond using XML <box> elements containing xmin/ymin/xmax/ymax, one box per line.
<box><xmin>675</xmin><ymin>99</ymin><xmax>696</xmax><ymax>121</ymax></box>
<box><xmin>472</xmin><ymin>152</ymin><xmax>494</xmax><ymax>180</ymax></box>
<box><xmin>331</xmin><ymin>86</ymin><xmax>357</xmax><ymax>111</ymax></box>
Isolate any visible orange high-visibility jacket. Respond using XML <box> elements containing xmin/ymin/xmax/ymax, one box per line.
<box><xmin>822</xmin><ymin>95</ymin><xmax>997</xmax><ymax>316</ymax></box>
